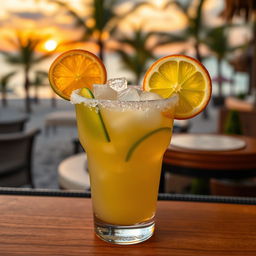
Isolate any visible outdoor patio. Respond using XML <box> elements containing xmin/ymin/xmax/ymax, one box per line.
<box><xmin>0</xmin><ymin>0</ymin><xmax>256</xmax><ymax>254</ymax></box>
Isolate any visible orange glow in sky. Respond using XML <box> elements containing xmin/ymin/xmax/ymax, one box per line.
<box><xmin>0</xmin><ymin>1</ymin><xmax>190</xmax><ymax>48</ymax></box>
<box><xmin>0</xmin><ymin>0</ymin><xmax>228</xmax><ymax>54</ymax></box>
<box><xmin>154</xmin><ymin>0</ymin><xmax>167</xmax><ymax>8</ymax></box>
<box><xmin>44</xmin><ymin>39</ymin><xmax>58</xmax><ymax>51</ymax></box>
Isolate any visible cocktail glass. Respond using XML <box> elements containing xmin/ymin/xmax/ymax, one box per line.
<box><xmin>72</xmin><ymin>89</ymin><xmax>178</xmax><ymax>245</ymax></box>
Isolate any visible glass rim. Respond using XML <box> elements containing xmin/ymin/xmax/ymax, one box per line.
<box><xmin>71</xmin><ymin>89</ymin><xmax>179</xmax><ymax>110</ymax></box>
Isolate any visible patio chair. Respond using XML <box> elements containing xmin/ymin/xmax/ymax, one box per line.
<box><xmin>0</xmin><ymin>117</ymin><xmax>28</xmax><ymax>134</ymax></box>
<box><xmin>0</xmin><ymin>129</ymin><xmax>40</xmax><ymax>188</ymax></box>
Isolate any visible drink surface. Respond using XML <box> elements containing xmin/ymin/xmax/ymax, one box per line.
<box><xmin>73</xmin><ymin>90</ymin><xmax>177</xmax><ymax>225</ymax></box>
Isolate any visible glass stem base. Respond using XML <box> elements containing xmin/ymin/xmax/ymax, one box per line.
<box><xmin>94</xmin><ymin>217</ymin><xmax>155</xmax><ymax>245</ymax></box>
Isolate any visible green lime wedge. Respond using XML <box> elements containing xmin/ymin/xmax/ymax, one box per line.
<box><xmin>125</xmin><ymin>127</ymin><xmax>172</xmax><ymax>162</ymax></box>
<box><xmin>78</xmin><ymin>88</ymin><xmax>110</xmax><ymax>142</ymax></box>
<box><xmin>80</xmin><ymin>87</ymin><xmax>94</xmax><ymax>98</ymax></box>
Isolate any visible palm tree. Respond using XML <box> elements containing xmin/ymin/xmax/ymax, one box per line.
<box><xmin>115</xmin><ymin>28</ymin><xmax>160</xmax><ymax>84</ymax></box>
<box><xmin>1</xmin><ymin>32</ymin><xmax>52</xmax><ymax>113</ymax></box>
<box><xmin>160</xmin><ymin>0</ymin><xmax>210</xmax><ymax>118</ymax></box>
<box><xmin>52</xmin><ymin>0</ymin><xmax>149</xmax><ymax>62</ymax></box>
<box><xmin>163</xmin><ymin>0</ymin><xmax>206</xmax><ymax>62</ymax></box>
<box><xmin>31</xmin><ymin>70</ymin><xmax>48</xmax><ymax>104</ymax></box>
<box><xmin>204</xmin><ymin>25</ymin><xmax>246</xmax><ymax>103</ymax></box>
<box><xmin>0</xmin><ymin>71</ymin><xmax>16</xmax><ymax>107</ymax></box>
<box><xmin>222</xmin><ymin>0</ymin><xmax>256</xmax><ymax>103</ymax></box>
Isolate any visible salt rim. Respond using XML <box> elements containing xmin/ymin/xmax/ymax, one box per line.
<box><xmin>71</xmin><ymin>89</ymin><xmax>179</xmax><ymax>111</ymax></box>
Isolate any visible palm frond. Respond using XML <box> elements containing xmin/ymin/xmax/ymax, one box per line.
<box><xmin>203</xmin><ymin>25</ymin><xmax>230</xmax><ymax>58</ymax></box>
<box><xmin>228</xmin><ymin>44</ymin><xmax>248</xmax><ymax>53</ymax></box>
<box><xmin>115</xmin><ymin>26</ymin><xmax>157</xmax><ymax>82</ymax></box>
<box><xmin>33</xmin><ymin>53</ymin><xmax>53</xmax><ymax>63</ymax></box>
<box><xmin>5</xmin><ymin>36</ymin><xmax>19</xmax><ymax>48</ymax></box>
<box><xmin>32</xmin><ymin>70</ymin><xmax>48</xmax><ymax>86</ymax></box>
<box><xmin>116</xmin><ymin>49</ymin><xmax>135</xmax><ymax>71</ymax></box>
<box><xmin>2</xmin><ymin>32</ymin><xmax>51</xmax><ymax>69</ymax></box>
<box><xmin>150</xmin><ymin>31</ymin><xmax>187</xmax><ymax>49</ymax></box>
<box><xmin>108</xmin><ymin>1</ymin><xmax>153</xmax><ymax>34</ymax></box>
<box><xmin>54</xmin><ymin>0</ymin><xmax>88</xmax><ymax>31</ymax></box>
<box><xmin>35</xmin><ymin>70</ymin><xmax>48</xmax><ymax>77</ymax></box>
<box><xmin>93</xmin><ymin>0</ymin><xmax>127</xmax><ymax>33</ymax></box>
<box><xmin>1</xmin><ymin>71</ymin><xmax>16</xmax><ymax>88</ymax></box>
<box><xmin>1</xmin><ymin>51</ymin><xmax>22</xmax><ymax>65</ymax></box>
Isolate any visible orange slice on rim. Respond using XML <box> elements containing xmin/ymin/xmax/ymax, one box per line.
<box><xmin>143</xmin><ymin>55</ymin><xmax>212</xmax><ymax>119</ymax></box>
<box><xmin>49</xmin><ymin>49</ymin><xmax>107</xmax><ymax>100</ymax></box>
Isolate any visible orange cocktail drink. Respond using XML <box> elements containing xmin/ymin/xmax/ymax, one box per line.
<box><xmin>49</xmin><ymin>49</ymin><xmax>211</xmax><ymax>245</ymax></box>
<box><xmin>72</xmin><ymin>89</ymin><xmax>178</xmax><ymax>244</ymax></box>
<box><xmin>74</xmin><ymin>92</ymin><xmax>177</xmax><ymax>225</ymax></box>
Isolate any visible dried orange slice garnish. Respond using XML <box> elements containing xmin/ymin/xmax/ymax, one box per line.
<box><xmin>49</xmin><ymin>49</ymin><xmax>107</xmax><ymax>100</ymax></box>
<box><xmin>143</xmin><ymin>55</ymin><xmax>212</xmax><ymax>119</ymax></box>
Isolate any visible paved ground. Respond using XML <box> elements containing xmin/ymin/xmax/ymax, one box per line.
<box><xmin>2</xmin><ymin>97</ymin><xmax>218</xmax><ymax>189</ymax></box>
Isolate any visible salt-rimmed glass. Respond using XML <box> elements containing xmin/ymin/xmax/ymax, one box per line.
<box><xmin>71</xmin><ymin>89</ymin><xmax>178</xmax><ymax>245</ymax></box>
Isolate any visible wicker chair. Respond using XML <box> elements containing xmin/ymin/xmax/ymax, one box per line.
<box><xmin>0</xmin><ymin>117</ymin><xmax>28</xmax><ymax>134</ymax></box>
<box><xmin>0</xmin><ymin>129</ymin><xmax>40</xmax><ymax>187</ymax></box>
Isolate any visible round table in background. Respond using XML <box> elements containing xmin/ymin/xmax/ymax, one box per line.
<box><xmin>160</xmin><ymin>134</ymin><xmax>256</xmax><ymax>192</ymax></box>
<box><xmin>58</xmin><ymin>153</ymin><xmax>90</xmax><ymax>190</ymax></box>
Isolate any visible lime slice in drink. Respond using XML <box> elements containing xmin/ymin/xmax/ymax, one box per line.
<box><xmin>77</xmin><ymin>88</ymin><xmax>110</xmax><ymax>142</ymax></box>
<box><xmin>125</xmin><ymin>127</ymin><xmax>172</xmax><ymax>161</ymax></box>
<box><xmin>80</xmin><ymin>87</ymin><xmax>95</xmax><ymax>98</ymax></box>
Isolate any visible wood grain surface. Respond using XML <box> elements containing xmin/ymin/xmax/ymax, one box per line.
<box><xmin>165</xmin><ymin>134</ymin><xmax>256</xmax><ymax>170</ymax></box>
<box><xmin>0</xmin><ymin>196</ymin><xmax>255</xmax><ymax>256</ymax></box>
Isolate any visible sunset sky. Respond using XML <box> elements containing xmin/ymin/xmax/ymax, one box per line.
<box><xmin>0</xmin><ymin>0</ymin><xmax>230</xmax><ymax>53</ymax></box>
<box><xmin>0</xmin><ymin>0</ymin><xmax>250</xmax><ymax>98</ymax></box>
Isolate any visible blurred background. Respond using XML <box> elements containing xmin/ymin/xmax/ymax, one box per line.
<box><xmin>0</xmin><ymin>0</ymin><xmax>255</xmax><ymax>196</ymax></box>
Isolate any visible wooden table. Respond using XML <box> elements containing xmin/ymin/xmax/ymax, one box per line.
<box><xmin>163</xmin><ymin>134</ymin><xmax>256</xmax><ymax>180</ymax></box>
<box><xmin>0</xmin><ymin>195</ymin><xmax>255</xmax><ymax>255</ymax></box>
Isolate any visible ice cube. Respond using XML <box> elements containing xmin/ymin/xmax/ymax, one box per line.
<box><xmin>140</xmin><ymin>91</ymin><xmax>162</xmax><ymax>101</ymax></box>
<box><xmin>93</xmin><ymin>84</ymin><xmax>117</xmax><ymax>100</ymax></box>
<box><xmin>107</xmin><ymin>77</ymin><xmax>127</xmax><ymax>92</ymax></box>
<box><xmin>117</xmin><ymin>87</ymin><xmax>140</xmax><ymax>101</ymax></box>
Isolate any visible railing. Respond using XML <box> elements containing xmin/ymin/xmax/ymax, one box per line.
<box><xmin>0</xmin><ymin>187</ymin><xmax>255</xmax><ymax>205</ymax></box>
